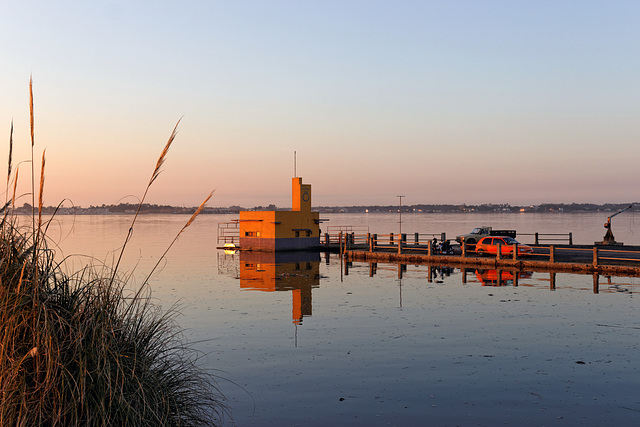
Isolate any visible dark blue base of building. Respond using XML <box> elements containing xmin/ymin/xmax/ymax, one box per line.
<box><xmin>239</xmin><ymin>237</ymin><xmax>321</xmax><ymax>251</ymax></box>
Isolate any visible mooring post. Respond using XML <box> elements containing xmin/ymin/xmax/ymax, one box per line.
<box><xmin>593</xmin><ymin>247</ymin><xmax>598</xmax><ymax>267</ymax></box>
<box><xmin>593</xmin><ymin>273</ymin><xmax>599</xmax><ymax>294</ymax></box>
<box><xmin>535</xmin><ymin>232</ymin><xmax>539</xmax><ymax>245</ymax></box>
<box><xmin>569</xmin><ymin>232</ymin><xmax>573</xmax><ymax>245</ymax></box>
<box><xmin>415</xmin><ymin>232</ymin><xmax>419</xmax><ymax>245</ymax></box>
<box><xmin>462</xmin><ymin>268</ymin><xmax>467</xmax><ymax>284</ymax></box>
<box><xmin>549</xmin><ymin>245</ymin><xmax>555</xmax><ymax>263</ymax></box>
<box><xmin>550</xmin><ymin>272</ymin><xmax>556</xmax><ymax>290</ymax></box>
<box><xmin>428</xmin><ymin>266</ymin><xmax>433</xmax><ymax>282</ymax></box>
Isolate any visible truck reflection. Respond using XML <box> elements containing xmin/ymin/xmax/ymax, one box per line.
<box><xmin>240</xmin><ymin>251</ymin><xmax>320</xmax><ymax>324</ymax></box>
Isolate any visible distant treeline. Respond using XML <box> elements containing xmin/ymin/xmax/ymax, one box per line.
<box><xmin>13</xmin><ymin>202</ymin><xmax>638</xmax><ymax>215</ymax></box>
<box><xmin>315</xmin><ymin>202</ymin><xmax>639</xmax><ymax>214</ymax></box>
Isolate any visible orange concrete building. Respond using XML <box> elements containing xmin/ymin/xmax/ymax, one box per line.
<box><xmin>239</xmin><ymin>177</ymin><xmax>320</xmax><ymax>251</ymax></box>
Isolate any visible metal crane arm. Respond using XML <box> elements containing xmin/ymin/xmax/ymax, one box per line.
<box><xmin>605</xmin><ymin>204</ymin><xmax>633</xmax><ymax>228</ymax></box>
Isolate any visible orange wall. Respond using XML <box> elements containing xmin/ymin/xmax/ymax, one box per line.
<box><xmin>239</xmin><ymin>210</ymin><xmax>319</xmax><ymax>239</ymax></box>
<box><xmin>292</xmin><ymin>177</ymin><xmax>312</xmax><ymax>212</ymax></box>
<box><xmin>239</xmin><ymin>210</ymin><xmax>277</xmax><ymax>239</ymax></box>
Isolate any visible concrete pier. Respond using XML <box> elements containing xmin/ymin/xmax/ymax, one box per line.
<box><xmin>345</xmin><ymin>246</ymin><xmax>640</xmax><ymax>277</ymax></box>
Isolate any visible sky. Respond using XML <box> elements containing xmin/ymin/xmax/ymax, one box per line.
<box><xmin>1</xmin><ymin>1</ymin><xmax>639</xmax><ymax>208</ymax></box>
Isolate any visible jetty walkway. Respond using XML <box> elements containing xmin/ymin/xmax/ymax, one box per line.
<box><xmin>326</xmin><ymin>231</ymin><xmax>640</xmax><ymax>277</ymax></box>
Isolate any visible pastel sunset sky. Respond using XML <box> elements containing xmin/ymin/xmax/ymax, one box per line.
<box><xmin>1</xmin><ymin>1</ymin><xmax>639</xmax><ymax>208</ymax></box>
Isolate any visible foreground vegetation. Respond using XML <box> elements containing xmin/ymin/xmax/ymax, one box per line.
<box><xmin>0</xmin><ymin>79</ymin><xmax>227</xmax><ymax>425</ymax></box>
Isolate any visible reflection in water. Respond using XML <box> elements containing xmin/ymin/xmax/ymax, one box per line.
<box><xmin>428</xmin><ymin>266</ymin><xmax>455</xmax><ymax>283</ymax></box>
<box><xmin>474</xmin><ymin>269</ymin><xmax>533</xmax><ymax>286</ymax></box>
<box><xmin>239</xmin><ymin>251</ymin><xmax>320</xmax><ymax>325</ymax></box>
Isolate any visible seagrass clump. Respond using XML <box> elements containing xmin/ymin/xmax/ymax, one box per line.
<box><xmin>0</xmin><ymin>215</ymin><xmax>226</xmax><ymax>426</ymax></box>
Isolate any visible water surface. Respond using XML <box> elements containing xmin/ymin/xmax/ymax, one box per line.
<box><xmin>49</xmin><ymin>213</ymin><xmax>640</xmax><ymax>426</ymax></box>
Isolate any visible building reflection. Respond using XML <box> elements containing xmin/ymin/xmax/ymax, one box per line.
<box><xmin>240</xmin><ymin>251</ymin><xmax>320</xmax><ymax>324</ymax></box>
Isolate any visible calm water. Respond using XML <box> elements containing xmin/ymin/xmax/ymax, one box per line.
<box><xmin>49</xmin><ymin>212</ymin><xmax>640</xmax><ymax>426</ymax></box>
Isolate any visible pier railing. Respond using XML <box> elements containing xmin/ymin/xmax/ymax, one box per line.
<box><xmin>329</xmin><ymin>230</ymin><xmax>640</xmax><ymax>271</ymax></box>
<box><xmin>217</xmin><ymin>220</ymin><xmax>240</xmax><ymax>245</ymax></box>
<box><xmin>323</xmin><ymin>231</ymin><xmax>574</xmax><ymax>249</ymax></box>
<box><xmin>525</xmin><ymin>245</ymin><xmax>640</xmax><ymax>268</ymax></box>
<box><xmin>518</xmin><ymin>232</ymin><xmax>573</xmax><ymax>245</ymax></box>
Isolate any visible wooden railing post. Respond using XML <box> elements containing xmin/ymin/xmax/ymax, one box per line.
<box><xmin>496</xmin><ymin>242</ymin><xmax>502</xmax><ymax>260</ymax></box>
<box><xmin>390</xmin><ymin>232</ymin><xmax>394</xmax><ymax>246</ymax></box>
<box><xmin>513</xmin><ymin>243</ymin><xmax>518</xmax><ymax>260</ymax></box>
<box><xmin>535</xmin><ymin>232</ymin><xmax>539</xmax><ymax>245</ymax></box>
<box><xmin>461</xmin><ymin>237</ymin><xmax>466</xmax><ymax>258</ymax></box>
<box><xmin>415</xmin><ymin>232</ymin><xmax>419</xmax><ymax>245</ymax></box>
<box><xmin>367</xmin><ymin>233</ymin><xmax>372</xmax><ymax>252</ymax></box>
<box><xmin>569</xmin><ymin>232</ymin><xmax>573</xmax><ymax>245</ymax></box>
<box><xmin>549</xmin><ymin>245</ymin><xmax>555</xmax><ymax>263</ymax></box>
<box><xmin>593</xmin><ymin>247</ymin><xmax>598</xmax><ymax>267</ymax></box>
<box><xmin>373</xmin><ymin>234</ymin><xmax>377</xmax><ymax>251</ymax></box>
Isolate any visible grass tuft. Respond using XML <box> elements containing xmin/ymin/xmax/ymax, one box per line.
<box><xmin>0</xmin><ymin>80</ymin><xmax>228</xmax><ymax>426</ymax></box>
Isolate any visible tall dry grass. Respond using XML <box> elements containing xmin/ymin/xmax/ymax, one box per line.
<box><xmin>0</xmin><ymin>79</ymin><xmax>228</xmax><ymax>426</ymax></box>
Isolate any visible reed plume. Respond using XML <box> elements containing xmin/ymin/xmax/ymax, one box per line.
<box><xmin>144</xmin><ymin>191</ymin><xmax>214</xmax><ymax>284</ymax></box>
<box><xmin>7</xmin><ymin>120</ymin><xmax>13</xmax><ymax>187</ymax></box>
<box><xmin>29</xmin><ymin>76</ymin><xmax>34</xmax><ymax>147</ymax></box>
<box><xmin>11</xmin><ymin>165</ymin><xmax>19</xmax><ymax>210</ymax></box>
<box><xmin>37</xmin><ymin>150</ymin><xmax>45</xmax><ymax>234</ymax></box>
<box><xmin>29</xmin><ymin>75</ymin><xmax>36</xmax><ymax>245</ymax></box>
<box><xmin>110</xmin><ymin>118</ymin><xmax>181</xmax><ymax>285</ymax></box>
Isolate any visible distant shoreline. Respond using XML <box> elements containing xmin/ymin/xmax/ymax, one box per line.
<box><xmin>14</xmin><ymin>202</ymin><xmax>637</xmax><ymax>215</ymax></box>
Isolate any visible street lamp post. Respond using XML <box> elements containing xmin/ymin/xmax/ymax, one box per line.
<box><xmin>397</xmin><ymin>195</ymin><xmax>404</xmax><ymax>254</ymax></box>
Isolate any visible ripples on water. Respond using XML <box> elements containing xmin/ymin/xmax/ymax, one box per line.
<box><xmin>49</xmin><ymin>213</ymin><xmax>639</xmax><ymax>426</ymax></box>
